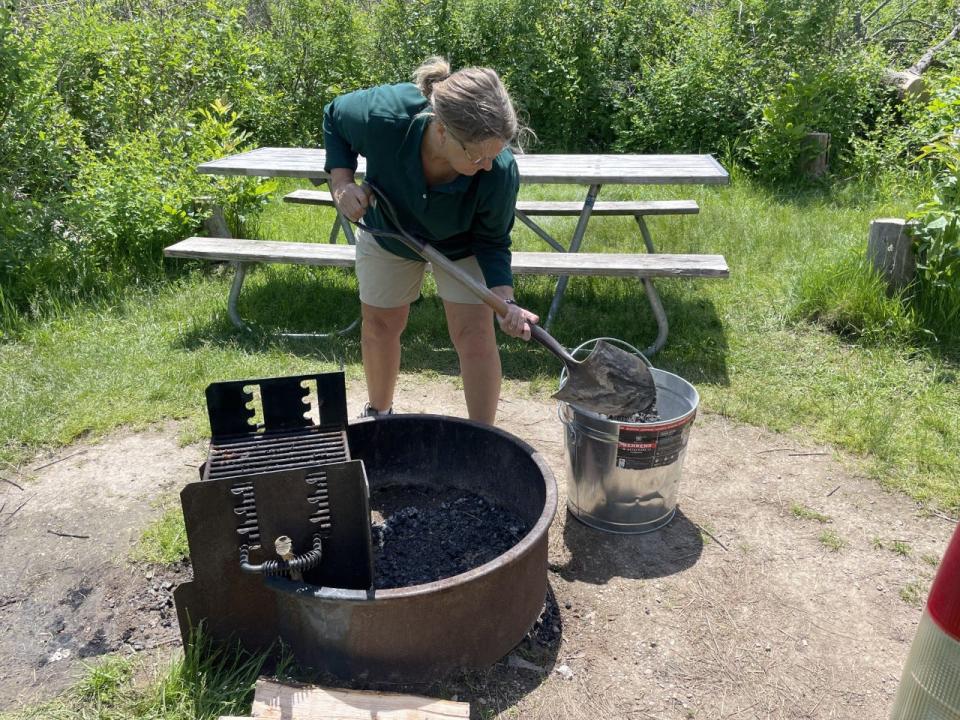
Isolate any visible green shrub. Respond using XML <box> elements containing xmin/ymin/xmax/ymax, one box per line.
<box><xmin>66</xmin><ymin>102</ymin><xmax>273</xmax><ymax>282</ymax></box>
<box><xmin>611</xmin><ymin>10</ymin><xmax>757</xmax><ymax>153</ymax></box>
<box><xmin>258</xmin><ymin>0</ymin><xmax>376</xmax><ymax>145</ymax></box>
<box><xmin>746</xmin><ymin>50</ymin><xmax>888</xmax><ymax>184</ymax></box>
<box><xmin>0</xmin><ymin>4</ymin><xmax>89</xmax><ymax>313</ymax></box>
<box><xmin>369</xmin><ymin>0</ymin><xmax>454</xmax><ymax>85</ymax></box>
<box><xmin>908</xmin><ymin>125</ymin><xmax>960</xmax><ymax>347</ymax></box>
<box><xmin>491</xmin><ymin>0</ymin><xmax>617</xmax><ymax>151</ymax></box>
<box><xmin>32</xmin><ymin>0</ymin><xmax>280</xmax><ymax>146</ymax></box>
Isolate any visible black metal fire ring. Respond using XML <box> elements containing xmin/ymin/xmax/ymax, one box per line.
<box><xmin>175</xmin><ymin>410</ymin><xmax>558</xmax><ymax>683</ymax></box>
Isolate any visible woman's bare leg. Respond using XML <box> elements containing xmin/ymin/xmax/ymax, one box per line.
<box><xmin>361</xmin><ymin>302</ymin><xmax>410</xmax><ymax>412</ymax></box>
<box><xmin>443</xmin><ymin>300</ymin><xmax>501</xmax><ymax>424</ymax></box>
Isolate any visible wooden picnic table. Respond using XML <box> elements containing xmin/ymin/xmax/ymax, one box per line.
<box><xmin>196</xmin><ymin>147</ymin><xmax>729</xmax><ymax>347</ymax></box>
<box><xmin>198</xmin><ymin>147</ymin><xmax>729</xmax><ymax>184</ymax></box>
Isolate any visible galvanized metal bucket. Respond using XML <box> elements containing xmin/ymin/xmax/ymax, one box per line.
<box><xmin>559</xmin><ymin>338</ymin><xmax>699</xmax><ymax>534</ymax></box>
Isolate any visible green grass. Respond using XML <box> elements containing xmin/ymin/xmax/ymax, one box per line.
<box><xmin>899</xmin><ymin>581</ymin><xmax>924</xmax><ymax>606</ymax></box>
<box><xmin>2</xmin><ymin>174</ymin><xmax>959</xmax><ymax>511</ymax></box>
<box><xmin>133</xmin><ymin>506</ymin><xmax>190</xmax><ymax>565</ymax></box>
<box><xmin>890</xmin><ymin>540</ymin><xmax>912</xmax><ymax>557</ymax></box>
<box><xmin>819</xmin><ymin>530</ymin><xmax>846</xmax><ymax>552</ymax></box>
<box><xmin>790</xmin><ymin>503</ymin><xmax>832</xmax><ymax>523</ymax></box>
<box><xmin>0</xmin><ymin>630</ymin><xmax>269</xmax><ymax>720</ymax></box>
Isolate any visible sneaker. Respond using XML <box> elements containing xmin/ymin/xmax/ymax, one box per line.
<box><xmin>359</xmin><ymin>402</ymin><xmax>394</xmax><ymax>418</ymax></box>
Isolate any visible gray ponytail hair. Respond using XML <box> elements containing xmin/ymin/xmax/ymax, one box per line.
<box><xmin>413</xmin><ymin>56</ymin><xmax>527</xmax><ymax>147</ymax></box>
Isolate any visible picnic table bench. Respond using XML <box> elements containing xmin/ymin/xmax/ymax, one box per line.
<box><xmin>165</xmin><ymin>148</ymin><xmax>730</xmax><ymax>355</ymax></box>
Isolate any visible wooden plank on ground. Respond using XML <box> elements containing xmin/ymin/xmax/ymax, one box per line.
<box><xmin>250</xmin><ymin>678</ymin><xmax>470</xmax><ymax>719</ymax></box>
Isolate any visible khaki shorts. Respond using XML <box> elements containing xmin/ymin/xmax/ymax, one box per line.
<box><xmin>355</xmin><ymin>229</ymin><xmax>485</xmax><ymax>308</ymax></box>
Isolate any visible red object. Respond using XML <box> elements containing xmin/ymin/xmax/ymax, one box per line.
<box><xmin>927</xmin><ymin>523</ymin><xmax>960</xmax><ymax>641</ymax></box>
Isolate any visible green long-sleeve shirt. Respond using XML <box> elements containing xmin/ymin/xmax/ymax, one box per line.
<box><xmin>322</xmin><ymin>82</ymin><xmax>519</xmax><ymax>288</ymax></box>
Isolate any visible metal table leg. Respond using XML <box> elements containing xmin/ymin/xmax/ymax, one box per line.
<box><xmin>225</xmin><ymin>261</ymin><xmax>361</xmax><ymax>339</ymax></box>
<box><xmin>335</xmin><ymin>210</ymin><xmax>356</xmax><ymax>245</ymax></box>
<box><xmin>215</xmin><ymin>186</ymin><xmax>361</xmax><ymax>338</ymax></box>
<box><xmin>636</xmin><ymin>216</ymin><xmax>669</xmax><ymax>356</ymax></box>
<box><xmin>640</xmin><ymin>277</ymin><xmax>669</xmax><ymax>357</ymax></box>
<box><xmin>226</xmin><ymin>261</ymin><xmax>250</xmax><ymax>330</ymax></box>
<box><xmin>544</xmin><ymin>184</ymin><xmax>601</xmax><ymax>330</ymax></box>
<box><xmin>514</xmin><ymin>211</ymin><xmax>567</xmax><ymax>252</ymax></box>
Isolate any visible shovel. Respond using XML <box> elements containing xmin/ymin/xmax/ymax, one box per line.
<box><xmin>352</xmin><ymin>182</ymin><xmax>657</xmax><ymax>417</ymax></box>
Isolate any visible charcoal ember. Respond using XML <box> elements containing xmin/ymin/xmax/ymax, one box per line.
<box><xmin>370</xmin><ymin>485</ymin><xmax>530</xmax><ymax>589</ymax></box>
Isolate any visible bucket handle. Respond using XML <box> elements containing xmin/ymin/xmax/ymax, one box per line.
<box><xmin>559</xmin><ymin>337</ymin><xmax>653</xmax><ymax>389</ymax></box>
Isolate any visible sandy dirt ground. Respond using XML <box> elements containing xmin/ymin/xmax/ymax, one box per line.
<box><xmin>0</xmin><ymin>374</ymin><xmax>952</xmax><ymax>719</ymax></box>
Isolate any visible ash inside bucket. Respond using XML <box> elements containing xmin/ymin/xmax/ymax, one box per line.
<box><xmin>608</xmin><ymin>403</ymin><xmax>661</xmax><ymax>423</ymax></box>
<box><xmin>370</xmin><ymin>485</ymin><xmax>531</xmax><ymax>589</ymax></box>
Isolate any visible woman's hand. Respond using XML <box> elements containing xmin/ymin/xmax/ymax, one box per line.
<box><xmin>330</xmin><ymin>173</ymin><xmax>372</xmax><ymax>222</ymax></box>
<box><xmin>496</xmin><ymin>298</ymin><xmax>539</xmax><ymax>341</ymax></box>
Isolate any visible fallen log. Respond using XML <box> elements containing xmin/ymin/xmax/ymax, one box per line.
<box><xmin>882</xmin><ymin>21</ymin><xmax>960</xmax><ymax>101</ymax></box>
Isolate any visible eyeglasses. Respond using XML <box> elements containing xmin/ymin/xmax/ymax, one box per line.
<box><xmin>447</xmin><ymin>129</ymin><xmax>497</xmax><ymax>166</ymax></box>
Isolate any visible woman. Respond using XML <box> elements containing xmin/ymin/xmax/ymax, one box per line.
<box><xmin>323</xmin><ymin>57</ymin><xmax>538</xmax><ymax>425</ymax></box>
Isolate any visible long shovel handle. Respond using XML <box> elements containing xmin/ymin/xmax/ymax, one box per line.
<box><xmin>358</xmin><ymin>182</ymin><xmax>579</xmax><ymax>368</ymax></box>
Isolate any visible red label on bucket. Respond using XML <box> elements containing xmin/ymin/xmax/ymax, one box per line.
<box><xmin>616</xmin><ymin>418</ymin><xmax>693</xmax><ymax>470</ymax></box>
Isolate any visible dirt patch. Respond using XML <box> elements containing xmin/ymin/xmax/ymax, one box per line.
<box><xmin>0</xmin><ymin>376</ymin><xmax>953</xmax><ymax>718</ymax></box>
<box><xmin>0</xmin><ymin>424</ymin><xmax>203</xmax><ymax>708</ymax></box>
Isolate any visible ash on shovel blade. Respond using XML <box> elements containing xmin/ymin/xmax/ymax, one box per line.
<box><xmin>552</xmin><ymin>339</ymin><xmax>657</xmax><ymax>417</ymax></box>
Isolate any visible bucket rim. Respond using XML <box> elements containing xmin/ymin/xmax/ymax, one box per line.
<box><xmin>559</xmin><ymin>367</ymin><xmax>699</xmax><ymax>429</ymax></box>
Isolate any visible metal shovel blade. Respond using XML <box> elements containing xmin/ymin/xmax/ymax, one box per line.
<box><xmin>552</xmin><ymin>340</ymin><xmax>657</xmax><ymax>417</ymax></box>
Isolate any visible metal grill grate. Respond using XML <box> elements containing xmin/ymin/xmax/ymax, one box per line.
<box><xmin>208</xmin><ymin>427</ymin><xmax>349</xmax><ymax>480</ymax></box>
<box><xmin>208</xmin><ymin>427</ymin><xmax>347</xmax><ymax>547</ymax></box>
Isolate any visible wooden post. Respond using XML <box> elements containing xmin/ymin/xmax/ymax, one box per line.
<box><xmin>195</xmin><ymin>196</ymin><xmax>232</xmax><ymax>238</ymax></box>
<box><xmin>867</xmin><ymin>218</ymin><xmax>915</xmax><ymax>291</ymax></box>
<box><xmin>802</xmin><ymin>132</ymin><xmax>830</xmax><ymax>180</ymax></box>
<box><xmin>203</xmin><ymin>204</ymin><xmax>232</xmax><ymax>238</ymax></box>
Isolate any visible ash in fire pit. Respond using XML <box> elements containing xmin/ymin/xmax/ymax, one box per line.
<box><xmin>371</xmin><ymin>485</ymin><xmax>531</xmax><ymax>589</ymax></box>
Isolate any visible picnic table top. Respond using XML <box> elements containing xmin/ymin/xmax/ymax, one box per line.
<box><xmin>198</xmin><ymin>147</ymin><xmax>730</xmax><ymax>185</ymax></box>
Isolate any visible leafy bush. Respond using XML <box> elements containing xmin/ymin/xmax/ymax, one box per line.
<box><xmin>0</xmin><ymin>4</ymin><xmax>89</xmax><ymax>313</ymax></box>
<box><xmin>611</xmin><ymin>10</ymin><xmax>757</xmax><ymax>154</ymax></box>
<box><xmin>32</xmin><ymin>0</ymin><xmax>280</xmax><ymax>147</ymax></box>
<box><xmin>67</xmin><ymin>102</ymin><xmax>273</xmax><ymax>280</ymax></box>
<box><xmin>258</xmin><ymin>0</ymin><xmax>375</xmax><ymax>145</ymax></box>
<box><xmin>491</xmin><ymin>0</ymin><xmax>617</xmax><ymax>151</ymax></box>
<box><xmin>2</xmin><ymin>3</ymin><xmax>275</xmax><ymax>326</ymax></box>
<box><xmin>908</xmin><ymin>125</ymin><xmax>960</xmax><ymax>345</ymax></box>
<box><xmin>746</xmin><ymin>51</ymin><xmax>888</xmax><ymax>184</ymax></box>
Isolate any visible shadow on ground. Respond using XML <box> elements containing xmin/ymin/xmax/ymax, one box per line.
<box><xmin>555</xmin><ymin>507</ymin><xmax>703</xmax><ymax>584</ymax></box>
<box><xmin>176</xmin><ymin>267</ymin><xmax>731</xmax><ymax>388</ymax></box>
